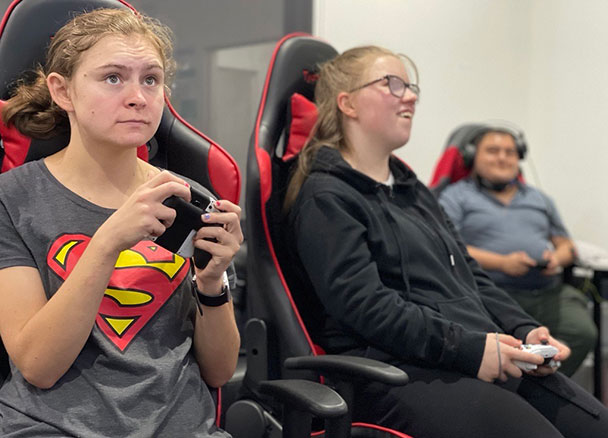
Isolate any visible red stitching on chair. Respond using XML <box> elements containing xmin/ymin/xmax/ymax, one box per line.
<box><xmin>0</xmin><ymin>0</ymin><xmax>136</xmax><ymax>38</ymax></box>
<box><xmin>253</xmin><ymin>32</ymin><xmax>310</xmax><ymax>156</ymax></box>
<box><xmin>164</xmin><ymin>98</ymin><xmax>241</xmax><ymax>204</ymax></box>
<box><xmin>0</xmin><ymin>0</ymin><xmax>24</xmax><ymax>36</ymax></box>
<box><xmin>310</xmin><ymin>423</ymin><xmax>414</xmax><ymax>437</ymax></box>
<box><xmin>116</xmin><ymin>0</ymin><xmax>136</xmax><ymax>11</ymax></box>
<box><xmin>256</xmin><ymin>151</ymin><xmax>317</xmax><ymax>353</ymax></box>
<box><xmin>255</xmin><ymin>147</ymin><xmax>272</xmax><ymax>204</ymax></box>
<box><xmin>254</xmin><ymin>34</ymin><xmax>320</xmax><ymax>356</ymax></box>
<box><xmin>352</xmin><ymin>423</ymin><xmax>414</xmax><ymax>438</ymax></box>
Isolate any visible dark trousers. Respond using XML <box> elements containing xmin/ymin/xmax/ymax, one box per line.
<box><xmin>348</xmin><ymin>352</ymin><xmax>608</xmax><ymax>437</ymax></box>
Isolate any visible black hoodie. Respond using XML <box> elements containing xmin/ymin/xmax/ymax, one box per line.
<box><xmin>286</xmin><ymin>146</ymin><xmax>539</xmax><ymax>377</ymax></box>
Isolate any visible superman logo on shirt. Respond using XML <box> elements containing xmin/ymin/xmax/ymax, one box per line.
<box><xmin>47</xmin><ymin>233</ymin><xmax>189</xmax><ymax>351</ymax></box>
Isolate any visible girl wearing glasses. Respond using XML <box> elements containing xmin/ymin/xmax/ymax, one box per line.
<box><xmin>283</xmin><ymin>45</ymin><xmax>607</xmax><ymax>437</ymax></box>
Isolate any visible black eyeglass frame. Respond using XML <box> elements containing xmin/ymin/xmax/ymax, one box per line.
<box><xmin>349</xmin><ymin>74</ymin><xmax>420</xmax><ymax>99</ymax></box>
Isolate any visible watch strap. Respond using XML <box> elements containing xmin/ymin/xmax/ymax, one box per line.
<box><xmin>192</xmin><ymin>279</ymin><xmax>230</xmax><ymax>307</ymax></box>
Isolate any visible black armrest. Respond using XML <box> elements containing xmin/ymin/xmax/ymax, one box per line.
<box><xmin>259</xmin><ymin>379</ymin><xmax>347</xmax><ymax>438</ymax></box>
<box><xmin>225</xmin><ymin>379</ymin><xmax>347</xmax><ymax>438</ymax></box>
<box><xmin>284</xmin><ymin>355</ymin><xmax>409</xmax><ymax>386</ymax></box>
<box><xmin>284</xmin><ymin>354</ymin><xmax>409</xmax><ymax>436</ymax></box>
<box><xmin>258</xmin><ymin>379</ymin><xmax>347</xmax><ymax>418</ymax></box>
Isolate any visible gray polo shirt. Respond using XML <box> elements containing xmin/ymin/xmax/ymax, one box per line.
<box><xmin>438</xmin><ymin>178</ymin><xmax>568</xmax><ymax>290</ymax></box>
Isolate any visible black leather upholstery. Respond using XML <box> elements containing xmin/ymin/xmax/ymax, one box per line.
<box><xmin>246</xmin><ymin>34</ymin><xmax>337</xmax><ymax>374</ymax></box>
<box><xmin>243</xmin><ymin>33</ymin><xmax>411</xmax><ymax>438</ymax></box>
<box><xmin>0</xmin><ymin>0</ymin><xmax>132</xmax><ymax>100</ymax></box>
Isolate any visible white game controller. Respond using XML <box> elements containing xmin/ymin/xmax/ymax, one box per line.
<box><xmin>513</xmin><ymin>344</ymin><xmax>560</xmax><ymax>371</ymax></box>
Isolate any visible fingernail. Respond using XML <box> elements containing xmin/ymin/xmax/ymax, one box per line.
<box><xmin>184</xmin><ymin>182</ymin><xmax>190</xmax><ymax>187</ymax></box>
<box><xmin>203</xmin><ymin>213</ymin><xmax>211</xmax><ymax>221</ymax></box>
<box><xmin>215</xmin><ymin>200</ymin><xmax>221</xmax><ymax>207</ymax></box>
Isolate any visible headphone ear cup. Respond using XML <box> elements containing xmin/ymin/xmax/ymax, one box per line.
<box><xmin>503</xmin><ymin>124</ymin><xmax>527</xmax><ymax>160</ymax></box>
<box><xmin>517</xmin><ymin>139</ymin><xmax>527</xmax><ymax>160</ymax></box>
<box><xmin>462</xmin><ymin>142</ymin><xmax>477</xmax><ymax>168</ymax></box>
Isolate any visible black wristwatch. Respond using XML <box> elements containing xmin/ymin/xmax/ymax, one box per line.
<box><xmin>192</xmin><ymin>276</ymin><xmax>231</xmax><ymax>307</ymax></box>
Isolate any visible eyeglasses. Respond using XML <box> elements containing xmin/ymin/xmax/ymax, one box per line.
<box><xmin>350</xmin><ymin>74</ymin><xmax>420</xmax><ymax>99</ymax></box>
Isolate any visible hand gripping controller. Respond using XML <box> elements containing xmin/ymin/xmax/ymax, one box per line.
<box><xmin>154</xmin><ymin>187</ymin><xmax>220</xmax><ymax>269</ymax></box>
<box><xmin>533</xmin><ymin>259</ymin><xmax>549</xmax><ymax>270</ymax></box>
<box><xmin>513</xmin><ymin>344</ymin><xmax>560</xmax><ymax>371</ymax></box>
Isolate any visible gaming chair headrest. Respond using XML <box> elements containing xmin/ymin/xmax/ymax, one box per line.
<box><xmin>255</xmin><ymin>33</ymin><xmax>338</xmax><ymax>157</ymax></box>
<box><xmin>0</xmin><ymin>0</ymin><xmax>132</xmax><ymax>100</ymax></box>
<box><xmin>457</xmin><ymin>121</ymin><xmax>528</xmax><ymax>168</ymax></box>
<box><xmin>0</xmin><ymin>0</ymin><xmax>241</xmax><ymax>203</ymax></box>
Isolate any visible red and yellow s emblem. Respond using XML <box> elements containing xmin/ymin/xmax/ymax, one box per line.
<box><xmin>47</xmin><ymin>234</ymin><xmax>189</xmax><ymax>351</ymax></box>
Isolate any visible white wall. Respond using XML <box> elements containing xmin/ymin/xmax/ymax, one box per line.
<box><xmin>314</xmin><ymin>0</ymin><xmax>608</xmax><ymax>250</ymax></box>
<box><xmin>526</xmin><ymin>1</ymin><xmax>608</xmax><ymax>252</ymax></box>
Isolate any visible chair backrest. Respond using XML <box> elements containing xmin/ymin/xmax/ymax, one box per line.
<box><xmin>245</xmin><ymin>33</ymin><xmax>338</xmax><ymax>379</ymax></box>
<box><xmin>428</xmin><ymin>121</ymin><xmax>526</xmax><ymax>195</ymax></box>
<box><xmin>0</xmin><ymin>0</ymin><xmax>241</xmax><ymax>394</ymax></box>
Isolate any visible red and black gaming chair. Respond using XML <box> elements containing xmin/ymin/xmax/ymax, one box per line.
<box><xmin>0</xmin><ymin>0</ymin><xmax>240</xmax><ymax>201</ymax></box>
<box><xmin>428</xmin><ymin>122</ymin><xmax>527</xmax><ymax>195</ymax></box>
<box><xmin>0</xmin><ymin>1</ymin><xmax>350</xmax><ymax>431</ymax></box>
<box><xmin>0</xmin><ymin>0</ymin><xmax>241</xmax><ymax>425</ymax></box>
<box><xmin>240</xmin><ymin>33</ymin><xmax>412</xmax><ymax>438</ymax></box>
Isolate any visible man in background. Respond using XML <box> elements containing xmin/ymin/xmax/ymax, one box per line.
<box><xmin>438</xmin><ymin>127</ymin><xmax>596</xmax><ymax>377</ymax></box>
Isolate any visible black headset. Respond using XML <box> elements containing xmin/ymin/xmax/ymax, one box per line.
<box><xmin>460</xmin><ymin>122</ymin><xmax>528</xmax><ymax>169</ymax></box>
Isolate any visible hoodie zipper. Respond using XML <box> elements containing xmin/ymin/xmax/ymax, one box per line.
<box><xmin>376</xmin><ymin>184</ymin><xmax>412</xmax><ymax>297</ymax></box>
<box><xmin>414</xmin><ymin>203</ymin><xmax>457</xmax><ymax>272</ymax></box>
<box><xmin>380</xmin><ymin>183</ymin><xmax>456</xmax><ymax>272</ymax></box>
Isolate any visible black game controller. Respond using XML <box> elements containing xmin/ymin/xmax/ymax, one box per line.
<box><xmin>533</xmin><ymin>259</ymin><xmax>549</xmax><ymax>270</ymax></box>
<box><xmin>154</xmin><ymin>187</ymin><xmax>219</xmax><ymax>269</ymax></box>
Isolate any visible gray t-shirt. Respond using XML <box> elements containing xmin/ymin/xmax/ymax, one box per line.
<box><xmin>0</xmin><ymin>160</ymin><xmax>229</xmax><ymax>437</ymax></box>
<box><xmin>438</xmin><ymin>178</ymin><xmax>568</xmax><ymax>290</ymax></box>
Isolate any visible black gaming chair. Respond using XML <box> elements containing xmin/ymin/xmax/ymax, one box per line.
<box><xmin>0</xmin><ymin>0</ymin><xmax>241</xmax><ymax>201</ymax></box>
<box><xmin>240</xmin><ymin>33</ymin><xmax>412</xmax><ymax>438</ymax></box>
<box><xmin>0</xmin><ymin>0</ymin><xmax>243</xmax><ymax>425</ymax></box>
